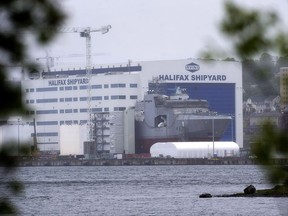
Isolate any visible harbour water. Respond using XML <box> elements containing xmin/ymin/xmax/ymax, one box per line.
<box><xmin>8</xmin><ymin>165</ymin><xmax>288</xmax><ymax>215</ymax></box>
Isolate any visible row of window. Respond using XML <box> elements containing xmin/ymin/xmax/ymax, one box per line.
<box><xmin>26</xmin><ymin>107</ymin><xmax>126</xmax><ymax>115</ymax></box>
<box><xmin>30</xmin><ymin>119</ymin><xmax>90</xmax><ymax>137</ymax></box>
<box><xmin>26</xmin><ymin>95</ymin><xmax>138</xmax><ymax>104</ymax></box>
<box><xmin>26</xmin><ymin>83</ymin><xmax>138</xmax><ymax>93</ymax></box>
<box><xmin>31</xmin><ymin>132</ymin><xmax>58</xmax><ymax>137</ymax></box>
<box><xmin>34</xmin><ymin>120</ymin><xmax>87</xmax><ymax>126</ymax></box>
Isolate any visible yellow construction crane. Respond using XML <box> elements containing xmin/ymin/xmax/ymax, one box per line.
<box><xmin>58</xmin><ymin>25</ymin><xmax>112</xmax><ymax>141</ymax></box>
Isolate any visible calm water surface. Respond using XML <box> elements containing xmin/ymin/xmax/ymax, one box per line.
<box><xmin>9</xmin><ymin>165</ymin><xmax>288</xmax><ymax>215</ymax></box>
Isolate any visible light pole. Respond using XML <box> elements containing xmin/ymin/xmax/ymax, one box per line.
<box><xmin>231</xmin><ymin>115</ymin><xmax>234</xmax><ymax>142</ymax></box>
<box><xmin>212</xmin><ymin>118</ymin><xmax>215</xmax><ymax>158</ymax></box>
<box><xmin>17</xmin><ymin>118</ymin><xmax>20</xmax><ymax>156</ymax></box>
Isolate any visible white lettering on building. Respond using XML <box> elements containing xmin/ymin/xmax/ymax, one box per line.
<box><xmin>158</xmin><ymin>74</ymin><xmax>227</xmax><ymax>81</ymax></box>
<box><xmin>48</xmin><ymin>78</ymin><xmax>89</xmax><ymax>86</ymax></box>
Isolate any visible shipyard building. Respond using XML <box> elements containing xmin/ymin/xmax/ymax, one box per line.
<box><xmin>1</xmin><ymin>59</ymin><xmax>243</xmax><ymax>156</ymax></box>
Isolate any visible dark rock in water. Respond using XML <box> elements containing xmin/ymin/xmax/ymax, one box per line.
<box><xmin>244</xmin><ymin>185</ymin><xmax>256</xmax><ymax>194</ymax></box>
<box><xmin>215</xmin><ymin>185</ymin><xmax>288</xmax><ymax>197</ymax></box>
<box><xmin>199</xmin><ymin>193</ymin><xmax>212</xmax><ymax>198</ymax></box>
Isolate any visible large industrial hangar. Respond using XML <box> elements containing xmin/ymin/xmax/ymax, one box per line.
<box><xmin>139</xmin><ymin>59</ymin><xmax>243</xmax><ymax>146</ymax></box>
<box><xmin>1</xmin><ymin>59</ymin><xmax>243</xmax><ymax>156</ymax></box>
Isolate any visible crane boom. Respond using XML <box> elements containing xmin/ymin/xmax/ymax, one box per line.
<box><xmin>58</xmin><ymin>25</ymin><xmax>111</xmax><ymax>141</ymax></box>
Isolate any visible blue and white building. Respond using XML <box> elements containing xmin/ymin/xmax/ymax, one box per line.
<box><xmin>15</xmin><ymin>59</ymin><xmax>243</xmax><ymax>153</ymax></box>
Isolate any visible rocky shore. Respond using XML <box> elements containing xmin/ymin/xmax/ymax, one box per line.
<box><xmin>200</xmin><ymin>185</ymin><xmax>288</xmax><ymax>198</ymax></box>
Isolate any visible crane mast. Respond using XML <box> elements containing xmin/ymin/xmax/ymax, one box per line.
<box><xmin>58</xmin><ymin>25</ymin><xmax>111</xmax><ymax>141</ymax></box>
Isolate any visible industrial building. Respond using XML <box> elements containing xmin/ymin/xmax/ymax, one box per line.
<box><xmin>1</xmin><ymin>59</ymin><xmax>243</xmax><ymax>157</ymax></box>
<box><xmin>280</xmin><ymin>67</ymin><xmax>288</xmax><ymax>106</ymax></box>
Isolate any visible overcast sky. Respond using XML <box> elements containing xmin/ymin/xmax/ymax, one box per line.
<box><xmin>36</xmin><ymin>0</ymin><xmax>288</xmax><ymax>68</ymax></box>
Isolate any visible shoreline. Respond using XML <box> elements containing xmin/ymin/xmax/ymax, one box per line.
<box><xmin>15</xmin><ymin>157</ymin><xmax>288</xmax><ymax>167</ymax></box>
<box><xmin>214</xmin><ymin>185</ymin><xmax>288</xmax><ymax>198</ymax></box>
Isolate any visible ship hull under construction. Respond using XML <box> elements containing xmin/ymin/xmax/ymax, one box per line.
<box><xmin>135</xmin><ymin>90</ymin><xmax>231</xmax><ymax>154</ymax></box>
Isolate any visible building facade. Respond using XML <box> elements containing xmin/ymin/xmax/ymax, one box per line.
<box><xmin>17</xmin><ymin>59</ymin><xmax>243</xmax><ymax>153</ymax></box>
<box><xmin>280</xmin><ymin>67</ymin><xmax>288</xmax><ymax>106</ymax></box>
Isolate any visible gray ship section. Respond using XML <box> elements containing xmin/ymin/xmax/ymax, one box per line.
<box><xmin>135</xmin><ymin>92</ymin><xmax>232</xmax><ymax>151</ymax></box>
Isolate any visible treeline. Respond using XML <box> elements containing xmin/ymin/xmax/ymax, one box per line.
<box><xmin>224</xmin><ymin>53</ymin><xmax>288</xmax><ymax>100</ymax></box>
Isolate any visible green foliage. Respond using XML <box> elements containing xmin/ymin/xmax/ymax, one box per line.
<box><xmin>220</xmin><ymin>1</ymin><xmax>288</xmax><ymax>58</ymax></box>
<box><xmin>0</xmin><ymin>199</ymin><xmax>17</xmax><ymax>215</ymax></box>
<box><xmin>252</xmin><ymin>122</ymin><xmax>288</xmax><ymax>185</ymax></box>
<box><xmin>221</xmin><ymin>1</ymin><xmax>278</xmax><ymax>59</ymax></box>
<box><xmin>0</xmin><ymin>0</ymin><xmax>66</xmax><ymax>214</ymax></box>
<box><xmin>0</xmin><ymin>144</ymin><xmax>19</xmax><ymax>170</ymax></box>
<box><xmin>0</xmin><ymin>0</ymin><xmax>66</xmax><ymax>117</ymax></box>
<box><xmin>242</xmin><ymin>56</ymin><xmax>280</xmax><ymax>100</ymax></box>
<box><xmin>220</xmin><ymin>1</ymin><xmax>288</xmax><ymax>186</ymax></box>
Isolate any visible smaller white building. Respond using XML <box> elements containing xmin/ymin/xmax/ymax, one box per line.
<box><xmin>150</xmin><ymin>142</ymin><xmax>239</xmax><ymax>158</ymax></box>
<box><xmin>59</xmin><ymin>125</ymin><xmax>87</xmax><ymax>155</ymax></box>
<box><xmin>0</xmin><ymin>117</ymin><xmax>32</xmax><ymax>147</ymax></box>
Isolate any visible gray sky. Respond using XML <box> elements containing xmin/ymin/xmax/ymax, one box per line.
<box><xmin>36</xmin><ymin>0</ymin><xmax>288</xmax><ymax>67</ymax></box>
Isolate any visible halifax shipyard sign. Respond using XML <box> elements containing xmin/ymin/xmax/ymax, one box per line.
<box><xmin>158</xmin><ymin>62</ymin><xmax>227</xmax><ymax>81</ymax></box>
<box><xmin>48</xmin><ymin>78</ymin><xmax>89</xmax><ymax>86</ymax></box>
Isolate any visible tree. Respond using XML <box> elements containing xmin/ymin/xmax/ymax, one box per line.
<box><xmin>220</xmin><ymin>1</ymin><xmax>288</xmax><ymax>186</ymax></box>
<box><xmin>242</xmin><ymin>55</ymin><xmax>279</xmax><ymax>100</ymax></box>
<box><xmin>0</xmin><ymin>0</ymin><xmax>65</xmax><ymax>214</ymax></box>
<box><xmin>276</xmin><ymin>56</ymin><xmax>288</xmax><ymax>71</ymax></box>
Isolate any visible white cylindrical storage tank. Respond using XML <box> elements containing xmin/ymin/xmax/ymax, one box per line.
<box><xmin>150</xmin><ymin>142</ymin><xmax>239</xmax><ymax>158</ymax></box>
<box><xmin>150</xmin><ymin>142</ymin><xmax>178</xmax><ymax>158</ymax></box>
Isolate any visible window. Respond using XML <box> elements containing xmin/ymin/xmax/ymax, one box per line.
<box><xmin>130</xmin><ymin>83</ymin><xmax>137</xmax><ymax>88</ymax></box>
<box><xmin>73</xmin><ymin>97</ymin><xmax>78</xmax><ymax>102</ymax></box>
<box><xmin>35</xmin><ymin>132</ymin><xmax>58</xmax><ymax>137</ymax></box>
<box><xmin>73</xmin><ymin>109</ymin><xmax>78</xmax><ymax>113</ymax></box>
<box><xmin>130</xmin><ymin>95</ymin><xmax>138</xmax><ymax>99</ymax></box>
<box><xmin>80</xmin><ymin>108</ymin><xmax>88</xmax><ymax>113</ymax></box>
<box><xmin>80</xmin><ymin>97</ymin><xmax>88</xmax><ymax>101</ymax></box>
<box><xmin>60</xmin><ymin>109</ymin><xmax>64</xmax><ymax>113</ymax></box>
<box><xmin>92</xmin><ymin>96</ymin><xmax>102</xmax><ymax>100</ymax></box>
<box><xmin>111</xmin><ymin>83</ymin><xmax>126</xmax><ymax>88</ymax></box>
<box><xmin>60</xmin><ymin>87</ymin><xmax>64</xmax><ymax>91</ymax></box>
<box><xmin>30</xmin><ymin>88</ymin><xmax>35</xmax><ymax>92</ymax></box>
<box><xmin>65</xmin><ymin>109</ymin><xmax>72</xmax><ymax>113</ymax></box>
<box><xmin>104</xmin><ymin>107</ymin><xmax>109</xmax><ymax>112</ymax></box>
<box><xmin>73</xmin><ymin>86</ymin><xmax>78</xmax><ymax>90</ymax></box>
<box><xmin>36</xmin><ymin>110</ymin><xmax>58</xmax><ymax>114</ymax></box>
<box><xmin>104</xmin><ymin>84</ymin><xmax>109</xmax><ymax>88</ymax></box>
<box><xmin>36</xmin><ymin>87</ymin><xmax>58</xmax><ymax>92</ymax></box>
<box><xmin>104</xmin><ymin>96</ymin><xmax>109</xmax><ymax>100</ymax></box>
<box><xmin>114</xmin><ymin>107</ymin><xmax>126</xmax><ymax>111</ymax></box>
<box><xmin>111</xmin><ymin>95</ymin><xmax>126</xmax><ymax>100</ymax></box>
<box><xmin>65</xmin><ymin>98</ymin><xmax>72</xmax><ymax>102</ymax></box>
<box><xmin>92</xmin><ymin>108</ymin><xmax>102</xmax><ymax>112</ymax></box>
<box><xmin>92</xmin><ymin>84</ymin><xmax>102</xmax><ymax>89</ymax></box>
<box><xmin>65</xmin><ymin>86</ymin><xmax>72</xmax><ymax>90</ymax></box>
<box><xmin>36</xmin><ymin>98</ymin><xmax>58</xmax><ymax>103</ymax></box>
<box><xmin>37</xmin><ymin>121</ymin><xmax>58</xmax><ymax>126</ymax></box>
<box><xmin>80</xmin><ymin>85</ymin><xmax>88</xmax><ymax>90</ymax></box>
